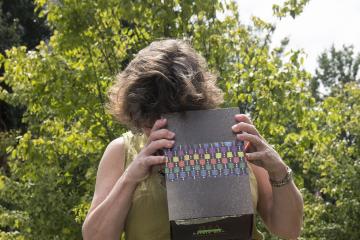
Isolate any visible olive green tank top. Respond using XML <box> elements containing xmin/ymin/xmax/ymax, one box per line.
<box><xmin>121</xmin><ymin>130</ymin><xmax>264</xmax><ymax>240</ymax></box>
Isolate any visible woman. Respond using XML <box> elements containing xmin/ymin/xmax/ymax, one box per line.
<box><xmin>82</xmin><ymin>39</ymin><xmax>303</xmax><ymax>240</ymax></box>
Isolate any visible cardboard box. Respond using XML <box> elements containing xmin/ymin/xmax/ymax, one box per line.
<box><xmin>162</xmin><ymin>107</ymin><xmax>254</xmax><ymax>240</ymax></box>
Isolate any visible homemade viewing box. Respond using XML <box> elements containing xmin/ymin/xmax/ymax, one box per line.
<box><xmin>162</xmin><ymin>107</ymin><xmax>254</xmax><ymax>240</ymax></box>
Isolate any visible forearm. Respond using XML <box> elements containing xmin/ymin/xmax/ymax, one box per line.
<box><xmin>269</xmin><ymin>179</ymin><xmax>304</xmax><ymax>239</ymax></box>
<box><xmin>82</xmin><ymin>172</ymin><xmax>138</xmax><ymax>240</ymax></box>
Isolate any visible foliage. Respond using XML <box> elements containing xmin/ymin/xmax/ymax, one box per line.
<box><xmin>301</xmin><ymin>82</ymin><xmax>360</xmax><ymax>239</ymax></box>
<box><xmin>0</xmin><ymin>0</ymin><xmax>50</xmax><ymax>52</ymax></box>
<box><xmin>0</xmin><ymin>0</ymin><xmax>359</xmax><ymax>239</ymax></box>
<box><xmin>0</xmin><ymin>4</ymin><xmax>21</xmax><ymax>54</ymax></box>
<box><xmin>272</xmin><ymin>0</ymin><xmax>310</xmax><ymax>19</ymax></box>
<box><xmin>311</xmin><ymin>45</ymin><xmax>360</xmax><ymax>100</ymax></box>
<box><xmin>0</xmin><ymin>0</ymin><xmax>51</xmax><ymax>193</ymax></box>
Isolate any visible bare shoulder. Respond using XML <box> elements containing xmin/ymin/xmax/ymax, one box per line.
<box><xmin>88</xmin><ymin>137</ymin><xmax>127</xmax><ymax>213</ymax></box>
<box><xmin>98</xmin><ymin>136</ymin><xmax>127</xmax><ymax>174</ymax></box>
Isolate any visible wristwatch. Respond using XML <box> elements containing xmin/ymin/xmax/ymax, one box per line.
<box><xmin>269</xmin><ymin>166</ymin><xmax>293</xmax><ymax>187</ymax></box>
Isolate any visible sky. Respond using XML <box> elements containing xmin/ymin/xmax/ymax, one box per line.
<box><xmin>236</xmin><ymin>0</ymin><xmax>360</xmax><ymax>73</ymax></box>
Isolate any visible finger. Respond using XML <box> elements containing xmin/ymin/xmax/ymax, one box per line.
<box><xmin>237</xmin><ymin>132</ymin><xmax>264</xmax><ymax>149</ymax></box>
<box><xmin>244</xmin><ymin>141</ymin><xmax>256</xmax><ymax>153</ymax></box>
<box><xmin>245</xmin><ymin>151</ymin><xmax>266</xmax><ymax>161</ymax></box>
<box><xmin>143</xmin><ymin>139</ymin><xmax>175</xmax><ymax>156</ymax></box>
<box><xmin>244</xmin><ymin>151</ymin><xmax>265</xmax><ymax>168</ymax></box>
<box><xmin>150</xmin><ymin>118</ymin><xmax>167</xmax><ymax>134</ymax></box>
<box><xmin>144</xmin><ymin>155</ymin><xmax>167</xmax><ymax>166</ymax></box>
<box><xmin>231</xmin><ymin>122</ymin><xmax>260</xmax><ymax>136</ymax></box>
<box><xmin>234</xmin><ymin>114</ymin><xmax>253</xmax><ymax>125</ymax></box>
<box><xmin>148</xmin><ymin>128</ymin><xmax>175</xmax><ymax>143</ymax></box>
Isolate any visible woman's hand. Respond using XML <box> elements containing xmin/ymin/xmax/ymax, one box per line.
<box><xmin>124</xmin><ymin>118</ymin><xmax>175</xmax><ymax>183</ymax></box>
<box><xmin>232</xmin><ymin>114</ymin><xmax>303</xmax><ymax>238</ymax></box>
<box><xmin>231</xmin><ymin>114</ymin><xmax>287</xmax><ymax>181</ymax></box>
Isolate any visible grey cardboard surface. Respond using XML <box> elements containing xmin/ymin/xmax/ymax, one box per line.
<box><xmin>162</xmin><ymin>107</ymin><xmax>240</xmax><ymax>146</ymax></box>
<box><xmin>162</xmin><ymin>107</ymin><xmax>254</xmax><ymax>221</ymax></box>
<box><xmin>167</xmin><ymin>175</ymin><xmax>253</xmax><ymax>220</ymax></box>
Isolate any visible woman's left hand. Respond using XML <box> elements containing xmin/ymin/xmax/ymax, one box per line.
<box><xmin>232</xmin><ymin>114</ymin><xmax>288</xmax><ymax>180</ymax></box>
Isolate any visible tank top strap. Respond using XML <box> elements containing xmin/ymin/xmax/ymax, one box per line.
<box><xmin>121</xmin><ymin>130</ymin><xmax>148</xmax><ymax>169</ymax></box>
<box><xmin>121</xmin><ymin>130</ymin><xmax>133</xmax><ymax>169</ymax></box>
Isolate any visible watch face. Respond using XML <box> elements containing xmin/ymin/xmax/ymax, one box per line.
<box><xmin>270</xmin><ymin>166</ymin><xmax>292</xmax><ymax>187</ymax></box>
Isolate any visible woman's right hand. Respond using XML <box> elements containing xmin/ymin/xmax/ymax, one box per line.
<box><xmin>123</xmin><ymin>118</ymin><xmax>175</xmax><ymax>183</ymax></box>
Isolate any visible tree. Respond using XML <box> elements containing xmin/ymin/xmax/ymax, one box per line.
<box><xmin>303</xmin><ymin>45</ymin><xmax>360</xmax><ymax>239</ymax></box>
<box><xmin>0</xmin><ymin>2</ymin><xmax>50</xmax><ymax>238</ymax></box>
<box><xmin>0</xmin><ymin>0</ymin><xmax>51</xmax><ymax>131</ymax></box>
<box><xmin>1</xmin><ymin>0</ymin><xmax>359</xmax><ymax>239</ymax></box>
<box><xmin>310</xmin><ymin>45</ymin><xmax>360</xmax><ymax>100</ymax></box>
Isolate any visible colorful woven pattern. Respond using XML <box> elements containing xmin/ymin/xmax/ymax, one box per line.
<box><xmin>164</xmin><ymin>141</ymin><xmax>248</xmax><ymax>182</ymax></box>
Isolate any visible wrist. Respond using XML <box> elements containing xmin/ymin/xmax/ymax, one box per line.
<box><xmin>122</xmin><ymin>174</ymin><xmax>138</xmax><ymax>188</ymax></box>
<box><xmin>122</xmin><ymin>168</ymin><xmax>142</xmax><ymax>186</ymax></box>
<box><xmin>123</xmin><ymin>165</ymin><xmax>150</xmax><ymax>185</ymax></box>
<box><xmin>268</xmin><ymin>162</ymin><xmax>288</xmax><ymax>181</ymax></box>
<box><xmin>269</xmin><ymin>165</ymin><xmax>293</xmax><ymax>188</ymax></box>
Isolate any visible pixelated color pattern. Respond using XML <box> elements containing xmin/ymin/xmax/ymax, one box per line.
<box><xmin>164</xmin><ymin>141</ymin><xmax>248</xmax><ymax>181</ymax></box>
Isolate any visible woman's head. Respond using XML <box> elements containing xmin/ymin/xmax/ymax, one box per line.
<box><xmin>107</xmin><ymin>39</ymin><xmax>224</xmax><ymax>132</ymax></box>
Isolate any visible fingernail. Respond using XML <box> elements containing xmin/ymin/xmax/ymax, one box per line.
<box><xmin>167</xmin><ymin>141</ymin><xmax>174</xmax><ymax>148</ymax></box>
<box><xmin>162</xmin><ymin>118</ymin><xmax>167</xmax><ymax>122</ymax></box>
<box><xmin>231</xmin><ymin>125</ymin><xmax>236</xmax><ymax>131</ymax></box>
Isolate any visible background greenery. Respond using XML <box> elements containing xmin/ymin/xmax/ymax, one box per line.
<box><xmin>0</xmin><ymin>0</ymin><xmax>359</xmax><ymax>239</ymax></box>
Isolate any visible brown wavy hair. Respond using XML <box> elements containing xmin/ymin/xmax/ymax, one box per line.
<box><xmin>107</xmin><ymin>39</ymin><xmax>224</xmax><ymax>132</ymax></box>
